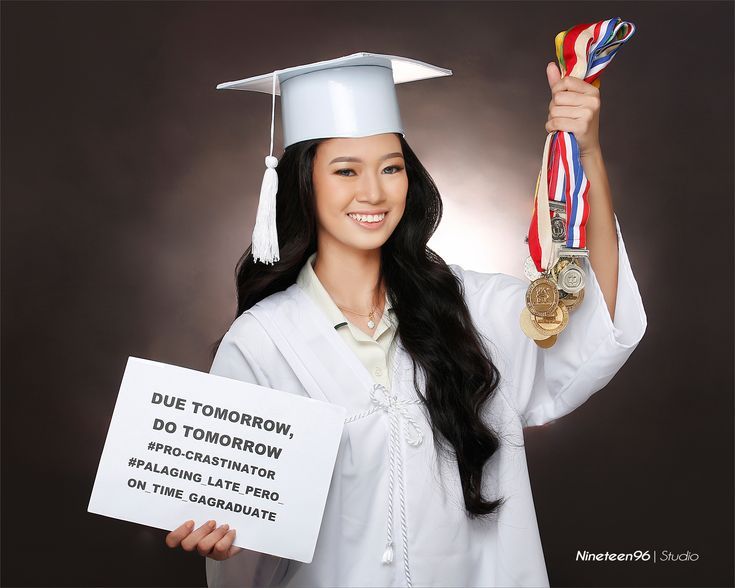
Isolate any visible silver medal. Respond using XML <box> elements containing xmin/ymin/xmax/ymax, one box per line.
<box><xmin>558</xmin><ymin>262</ymin><xmax>585</xmax><ymax>293</ymax></box>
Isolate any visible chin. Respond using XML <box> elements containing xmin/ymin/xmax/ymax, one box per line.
<box><xmin>339</xmin><ymin>235</ymin><xmax>389</xmax><ymax>252</ymax></box>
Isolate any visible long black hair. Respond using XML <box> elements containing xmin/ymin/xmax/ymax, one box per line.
<box><xmin>212</xmin><ymin>134</ymin><xmax>506</xmax><ymax>518</ymax></box>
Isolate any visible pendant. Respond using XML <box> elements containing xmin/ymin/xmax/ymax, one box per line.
<box><xmin>367</xmin><ymin>319</ymin><xmax>375</xmax><ymax>329</ymax></box>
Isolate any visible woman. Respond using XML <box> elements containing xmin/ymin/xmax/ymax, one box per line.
<box><xmin>165</xmin><ymin>54</ymin><xmax>646</xmax><ymax>587</ymax></box>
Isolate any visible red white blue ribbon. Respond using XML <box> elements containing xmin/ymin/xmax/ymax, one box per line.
<box><xmin>527</xmin><ymin>17</ymin><xmax>636</xmax><ymax>272</ymax></box>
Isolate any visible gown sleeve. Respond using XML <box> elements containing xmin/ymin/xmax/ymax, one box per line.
<box><xmin>455</xmin><ymin>213</ymin><xmax>647</xmax><ymax>428</ymax></box>
<box><xmin>204</xmin><ymin>319</ymin><xmax>291</xmax><ymax>587</ymax></box>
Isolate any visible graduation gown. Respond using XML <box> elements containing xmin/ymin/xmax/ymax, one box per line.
<box><xmin>205</xmin><ymin>214</ymin><xmax>647</xmax><ymax>587</ymax></box>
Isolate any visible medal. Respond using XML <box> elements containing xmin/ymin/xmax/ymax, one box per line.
<box><xmin>558</xmin><ymin>262</ymin><xmax>585</xmax><ymax>293</ymax></box>
<box><xmin>534</xmin><ymin>334</ymin><xmax>557</xmax><ymax>348</ymax></box>
<box><xmin>530</xmin><ymin>303</ymin><xmax>569</xmax><ymax>336</ymax></box>
<box><xmin>520</xmin><ymin>307</ymin><xmax>552</xmax><ymax>340</ymax></box>
<box><xmin>559</xmin><ymin>286</ymin><xmax>585</xmax><ymax>310</ymax></box>
<box><xmin>525</xmin><ymin>277</ymin><xmax>559</xmax><ymax>317</ymax></box>
<box><xmin>549</xmin><ymin>258</ymin><xmax>571</xmax><ymax>282</ymax></box>
<box><xmin>551</xmin><ymin>214</ymin><xmax>566</xmax><ymax>242</ymax></box>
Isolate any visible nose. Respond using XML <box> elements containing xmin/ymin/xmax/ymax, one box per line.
<box><xmin>355</xmin><ymin>170</ymin><xmax>387</xmax><ymax>205</ymax></box>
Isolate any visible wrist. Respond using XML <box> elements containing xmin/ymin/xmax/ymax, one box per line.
<box><xmin>580</xmin><ymin>145</ymin><xmax>603</xmax><ymax>161</ymax></box>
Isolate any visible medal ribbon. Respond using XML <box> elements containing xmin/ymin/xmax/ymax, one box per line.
<box><xmin>527</xmin><ymin>17</ymin><xmax>636</xmax><ymax>272</ymax></box>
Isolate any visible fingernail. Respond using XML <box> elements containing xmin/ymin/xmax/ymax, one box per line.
<box><xmin>220</xmin><ymin>524</ymin><xmax>230</xmax><ymax>531</ymax></box>
<box><xmin>186</xmin><ymin>520</ymin><xmax>195</xmax><ymax>528</ymax></box>
<box><xmin>208</xmin><ymin>520</ymin><xmax>216</xmax><ymax>528</ymax></box>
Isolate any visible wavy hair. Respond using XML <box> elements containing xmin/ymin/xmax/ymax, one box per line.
<box><xmin>212</xmin><ymin>134</ymin><xmax>506</xmax><ymax>518</ymax></box>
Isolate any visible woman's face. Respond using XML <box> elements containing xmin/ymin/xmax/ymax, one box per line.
<box><xmin>312</xmin><ymin>132</ymin><xmax>408</xmax><ymax>254</ymax></box>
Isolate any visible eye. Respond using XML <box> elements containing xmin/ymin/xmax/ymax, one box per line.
<box><xmin>334</xmin><ymin>165</ymin><xmax>404</xmax><ymax>177</ymax></box>
<box><xmin>383</xmin><ymin>165</ymin><xmax>404</xmax><ymax>174</ymax></box>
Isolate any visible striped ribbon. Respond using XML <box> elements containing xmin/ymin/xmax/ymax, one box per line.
<box><xmin>528</xmin><ymin>17</ymin><xmax>636</xmax><ymax>272</ymax></box>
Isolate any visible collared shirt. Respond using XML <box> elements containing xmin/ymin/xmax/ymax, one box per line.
<box><xmin>295</xmin><ymin>251</ymin><xmax>398</xmax><ymax>389</ymax></box>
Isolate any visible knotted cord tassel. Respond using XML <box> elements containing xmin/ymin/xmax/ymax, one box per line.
<box><xmin>382</xmin><ymin>542</ymin><xmax>394</xmax><ymax>564</ymax></box>
<box><xmin>251</xmin><ymin>155</ymin><xmax>279</xmax><ymax>265</ymax></box>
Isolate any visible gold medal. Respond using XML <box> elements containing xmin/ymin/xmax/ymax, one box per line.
<box><xmin>550</xmin><ymin>258</ymin><xmax>571</xmax><ymax>282</ymax></box>
<box><xmin>530</xmin><ymin>303</ymin><xmax>569</xmax><ymax>336</ymax></box>
<box><xmin>520</xmin><ymin>307</ymin><xmax>551</xmax><ymax>340</ymax></box>
<box><xmin>525</xmin><ymin>277</ymin><xmax>559</xmax><ymax>317</ymax></box>
<box><xmin>560</xmin><ymin>286</ymin><xmax>585</xmax><ymax>310</ymax></box>
<box><xmin>534</xmin><ymin>334</ymin><xmax>557</xmax><ymax>348</ymax></box>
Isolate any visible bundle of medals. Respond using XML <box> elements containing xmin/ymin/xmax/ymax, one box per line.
<box><xmin>521</xmin><ymin>201</ymin><xmax>589</xmax><ymax>349</ymax></box>
<box><xmin>520</xmin><ymin>17</ymin><xmax>635</xmax><ymax>348</ymax></box>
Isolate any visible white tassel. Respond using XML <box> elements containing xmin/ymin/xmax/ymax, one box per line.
<box><xmin>251</xmin><ymin>155</ymin><xmax>279</xmax><ymax>265</ymax></box>
<box><xmin>382</xmin><ymin>542</ymin><xmax>394</xmax><ymax>564</ymax></box>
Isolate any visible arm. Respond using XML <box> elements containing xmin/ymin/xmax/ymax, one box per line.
<box><xmin>581</xmin><ymin>147</ymin><xmax>619</xmax><ymax>321</ymax></box>
<box><xmin>545</xmin><ymin>61</ymin><xmax>619</xmax><ymax>320</ymax></box>
<box><xmin>453</xmin><ymin>213</ymin><xmax>647</xmax><ymax>428</ymax></box>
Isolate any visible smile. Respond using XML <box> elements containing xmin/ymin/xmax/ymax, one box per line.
<box><xmin>347</xmin><ymin>212</ymin><xmax>387</xmax><ymax>229</ymax></box>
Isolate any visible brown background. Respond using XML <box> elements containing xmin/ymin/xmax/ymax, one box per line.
<box><xmin>2</xmin><ymin>1</ymin><xmax>733</xmax><ymax>586</ymax></box>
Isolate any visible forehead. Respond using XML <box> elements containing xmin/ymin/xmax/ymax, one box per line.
<box><xmin>318</xmin><ymin>133</ymin><xmax>402</xmax><ymax>157</ymax></box>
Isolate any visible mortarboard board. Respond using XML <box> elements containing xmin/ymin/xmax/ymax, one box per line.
<box><xmin>216</xmin><ymin>52</ymin><xmax>453</xmax><ymax>265</ymax></box>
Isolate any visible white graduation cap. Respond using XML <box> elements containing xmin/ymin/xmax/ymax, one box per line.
<box><xmin>216</xmin><ymin>51</ymin><xmax>453</xmax><ymax>264</ymax></box>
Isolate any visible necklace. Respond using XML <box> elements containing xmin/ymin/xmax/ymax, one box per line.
<box><xmin>335</xmin><ymin>302</ymin><xmax>378</xmax><ymax>329</ymax></box>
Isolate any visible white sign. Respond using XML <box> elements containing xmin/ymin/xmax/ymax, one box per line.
<box><xmin>88</xmin><ymin>356</ymin><xmax>346</xmax><ymax>563</ymax></box>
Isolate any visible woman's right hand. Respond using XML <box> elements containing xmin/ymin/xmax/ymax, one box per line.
<box><xmin>165</xmin><ymin>519</ymin><xmax>242</xmax><ymax>561</ymax></box>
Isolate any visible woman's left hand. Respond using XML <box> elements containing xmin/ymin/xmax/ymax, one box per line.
<box><xmin>544</xmin><ymin>62</ymin><xmax>601</xmax><ymax>158</ymax></box>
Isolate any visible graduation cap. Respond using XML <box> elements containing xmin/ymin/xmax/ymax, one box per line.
<box><xmin>216</xmin><ymin>52</ymin><xmax>453</xmax><ymax>265</ymax></box>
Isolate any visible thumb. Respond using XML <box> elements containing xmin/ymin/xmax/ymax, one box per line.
<box><xmin>546</xmin><ymin>61</ymin><xmax>561</xmax><ymax>91</ymax></box>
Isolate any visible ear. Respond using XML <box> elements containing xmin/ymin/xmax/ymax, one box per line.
<box><xmin>546</xmin><ymin>61</ymin><xmax>561</xmax><ymax>92</ymax></box>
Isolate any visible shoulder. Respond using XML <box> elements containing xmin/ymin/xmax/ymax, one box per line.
<box><xmin>446</xmin><ymin>263</ymin><xmax>532</xmax><ymax>359</ymax></box>
<box><xmin>223</xmin><ymin>286</ymin><xmax>295</xmax><ymax>359</ymax></box>
<box><xmin>447</xmin><ymin>262</ymin><xmax>527</xmax><ymax>310</ymax></box>
<box><xmin>214</xmin><ymin>289</ymin><xmax>297</xmax><ymax>386</ymax></box>
<box><xmin>226</xmin><ymin>287</ymin><xmax>296</xmax><ymax>350</ymax></box>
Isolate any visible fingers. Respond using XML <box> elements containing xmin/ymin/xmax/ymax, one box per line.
<box><xmin>165</xmin><ymin>520</ymin><xmax>195</xmax><ymax>548</ymax></box>
<box><xmin>209</xmin><ymin>528</ymin><xmax>242</xmax><ymax>561</ymax></box>
<box><xmin>179</xmin><ymin>519</ymin><xmax>217</xmax><ymax>552</ymax></box>
<box><xmin>196</xmin><ymin>524</ymin><xmax>231</xmax><ymax>557</ymax></box>
<box><xmin>165</xmin><ymin>519</ymin><xmax>241</xmax><ymax>561</ymax></box>
<box><xmin>546</xmin><ymin>62</ymin><xmax>561</xmax><ymax>90</ymax></box>
<box><xmin>550</xmin><ymin>92</ymin><xmax>599</xmax><ymax>110</ymax></box>
<box><xmin>551</xmin><ymin>75</ymin><xmax>600</xmax><ymax>97</ymax></box>
<box><xmin>548</xmin><ymin>105</ymin><xmax>586</xmax><ymax>122</ymax></box>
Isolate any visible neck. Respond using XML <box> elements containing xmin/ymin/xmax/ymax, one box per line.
<box><xmin>313</xmin><ymin>238</ymin><xmax>384</xmax><ymax>313</ymax></box>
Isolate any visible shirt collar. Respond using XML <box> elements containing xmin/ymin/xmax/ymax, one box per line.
<box><xmin>295</xmin><ymin>251</ymin><xmax>395</xmax><ymax>332</ymax></box>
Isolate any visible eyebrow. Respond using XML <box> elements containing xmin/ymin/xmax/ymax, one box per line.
<box><xmin>329</xmin><ymin>152</ymin><xmax>404</xmax><ymax>165</ymax></box>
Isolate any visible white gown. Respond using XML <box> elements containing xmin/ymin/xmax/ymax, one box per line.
<box><xmin>206</xmin><ymin>214</ymin><xmax>647</xmax><ymax>587</ymax></box>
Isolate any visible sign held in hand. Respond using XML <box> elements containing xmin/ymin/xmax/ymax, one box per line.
<box><xmin>88</xmin><ymin>356</ymin><xmax>346</xmax><ymax>563</ymax></box>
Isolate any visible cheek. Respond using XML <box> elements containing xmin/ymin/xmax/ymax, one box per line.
<box><xmin>314</xmin><ymin>177</ymin><xmax>351</xmax><ymax>221</ymax></box>
<box><xmin>389</xmin><ymin>177</ymin><xmax>409</xmax><ymax>211</ymax></box>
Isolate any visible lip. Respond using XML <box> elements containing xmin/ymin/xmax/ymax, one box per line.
<box><xmin>347</xmin><ymin>210</ymin><xmax>389</xmax><ymax>215</ymax></box>
<box><xmin>347</xmin><ymin>211</ymin><xmax>388</xmax><ymax>230</ymax></box>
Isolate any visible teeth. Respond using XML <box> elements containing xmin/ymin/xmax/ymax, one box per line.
<box><xmin>348</xmin><ymin>212</ymin><xmax>385</xmax><ymax>223</ymax></box>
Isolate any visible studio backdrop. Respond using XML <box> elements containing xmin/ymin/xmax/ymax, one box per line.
<box><xmin>1</xmin><ymin>1</ymin><xmax>732</xmax><ymax>587</ymax></box>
